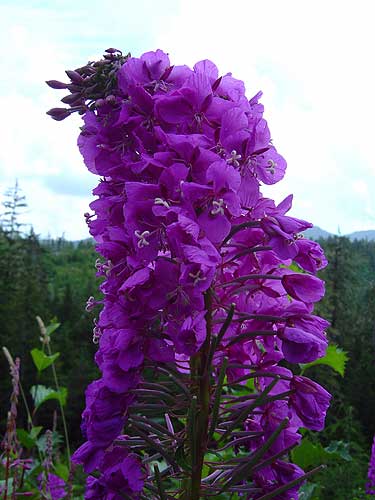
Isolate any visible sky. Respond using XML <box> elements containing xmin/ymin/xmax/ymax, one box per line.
<box><xmin>0</xmin><ymin>0</ymin><xmax>374</xmax><ymax>240</ymax></box>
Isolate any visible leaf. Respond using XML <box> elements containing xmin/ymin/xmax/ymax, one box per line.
<box><xmin>30</xmin><ymin>426</ymin><xmax>43</xmax><ymax>439</ymax></box>
<box><xmin>30</xmin><ymin>348</ymin><xmax>60</xmax><ymax>372</ymax></box>
<box><xmin>17</xmin><ymin>429</ymin><xmax>36</xmax><ymax>449</ymax></box>
<box><xmin>291</xmin><ymin>438</ymin><xmax>352</xmax><ymax>470</ymax></box>
<box><xmin>175</xmin><ymin>444</ymin><xmax>192</xmax><ymax>472</ymax></box>
<box><xmin>54</xmin><ymin>463</ymin><xmax>69</xmax><ymax>481</ymax></box>
<box><xmin>46</xmin><ymin>322</ymin><xmax>61</xmax><ymax>336</ymax></box>
<box><xmin>16</xmin><ymin>426</ymin><xmax>43</xmax><ymax>450</ymax></box>
<box><xmin>30</xmin><ymin>385</ymin><xmax>68</xmax><ymax>409</ymax></box>
<box><xmin>291</xmin><ymin>439</ymin><xmax>331</xmax><ymax>469</ymax></box>
<box><xmin>300</xmin><ymin>344</ymin><xmax>348</xmax><ymax>377</ymax></box>
<box><xmin>299</xmin><ymin>482</ymin><xmax>320</xmax><ymax>500</ymax></box>
<box><xmin>281</xmin><ymin>262</ymin><xmax>306</xmax><ymax>273</ymax></box>
<box><xmin>325</xmin><ymin>440</ymin><xmax>352</xmax><ymax>461</ymax></box>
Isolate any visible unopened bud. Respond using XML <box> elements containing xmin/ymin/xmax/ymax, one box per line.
<box><xmin>46</xmin><ymin>107</ymin><xmax>71</xmax><ymax>121</ymax></box>
<box><xmin>65</xmin><ymin>69</ymin><xmax>84</xmax><ymax>83</ymax></box>
<box><xmin>61</xmin><ymin>92</ymin><xmax>82</xmax><ymax>105</ymax></box>
<box><xmin>105</xmin><ymin>47</ymin><xmax>122</xmax><ymax>54</ymax></box>
<box><xmin>45</xmin><ymin>80</ymin><xmax>68</xmax><ymax>90</ymax></box>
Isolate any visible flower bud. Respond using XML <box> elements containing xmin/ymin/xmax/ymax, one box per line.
<box><xmin>66</xmin><ymin>69</ymin><xmax>84</xmax><ymax>83</ymax></box>
<box><xmin>45</xmin><ymin>79</ymin><xmax>68</xmax><ymax>89</ymax></box>
<box><xmin>61</xmin><ymin>92</ymin><xmax>82</xmax><ymax>105</ymax></box>
<box><xmin>46</xmin><ymin>107</ymin><xmax>71</xmax><ymax>121</ymax></box>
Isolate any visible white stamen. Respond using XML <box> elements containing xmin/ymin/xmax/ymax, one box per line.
<box><xmin>188</xmin><ymin>270</ymin><xmax>206</xmax><ymax>286</ymax></box>
<box><xmin>211</xmin><ymin>198</ymin><xmax>225</xmax><ymax>216</ymax></box>
<box><xmin>227</xmin><ymin>149</ymin><xmax>242</xmax><ymax>167</ymax></box>
<box><xmin>267</xmin><ymin>159</ymin><xmax>276</xmax><ymax>175</ymax></box>
<box><xmin>154</xmin><ymin>197</ymin><xmax>170</xmax><ymax>208</ymax></box>
<box><xmin>135</xmin><ymin>230</ymin><xmax>151</xmax><ymax>248</ymax></box>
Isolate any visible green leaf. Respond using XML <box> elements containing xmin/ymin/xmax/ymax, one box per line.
<box><xmin>16</xmin><ymin>426</ymin><xmax>44</xmax><ymax>450</ymax></box>
<box><xmin>300</xmin><ymin>344</ymin><xmax>348</xmax><ymax>377</ymax></box>
<box><xmin>292</xmin><ymin>438</ymin><xmax>352</xmax><ymax>470</ymax></box>
<box><xmin>291</xmin><ymin>439</ymin><xmax>331</xmax><ymax>469</ymax></box>
<box><xmin>299</xmin><ymin>482</ymin><xmax>320</xmax><ymax>500</ymax></box>
<box><xmin>46</xmin><ymin>322</ymin><xmax>61</xmax><ymax>336</ymax></box>
<box><xmin>30</xmin><ymin>426</ymin><xmax>43</xmax><ymax>439</ymax></box>
<box><xmin>30</xmin><ymin>348</ymin><xmax>60</xmax><ymax>372</ymax></box>
<box><xmin>30</xmin><ymin>385</ymin><xmax>68</xmax><ymax>409</ymax></box>
<box><xmin>325</xmin><ymin>440</ymin><xmax>352</xmax><ymax>461</ymax></box>
<box><xmin>175</xmin><ymin>444</ymin><xmax>192</xmax><ymax>472</ymax></box>
<box><xmin>281</xmin><ymin>262</ymin><xmax>306</xmax><ymax>273</ymax></box>
<box><xmin>17</xmin><ymin>429</ymin><xmax>36</xmax><ymax>449</ymax></box>
<box><xmin>54</xmin><ymin>462</ymin><xmax>69</xmax><ymax>481</ymax></box>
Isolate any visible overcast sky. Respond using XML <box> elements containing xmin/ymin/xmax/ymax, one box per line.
<box><xmin>1</xmin><ymin>0</ymin><xmax>374</xmax><ymax>239</ymax></box>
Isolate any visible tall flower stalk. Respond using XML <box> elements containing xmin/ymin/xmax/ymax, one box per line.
<box><xmin>47</xmin><ymin>49</ymin><xmax>331</xmax><ymax>499</ymax></box>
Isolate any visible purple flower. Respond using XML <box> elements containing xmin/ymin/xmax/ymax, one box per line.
<box><xmin>171</xmin><ymin>311</ymin><xmax>207</xmax><ymax>355</ymax></box>
<box><xmin>279</xmin><ymin>325</ymin><xmax>328</xmax><ymax>363</ymax></box>
<box><xmin>38</xmin><ymin>473</ymin><xmax>66</xmax><ymax>500</ymax></box>
<box><xmin>294</xmin><ymin>238</ymin><xmax>328</xmax><ymax>273</ymax></box>
<box><xmin>282</xmin><ymin>273</ymin><xmax>325</xmax><ymax>303</ymax></box>
<box><xmin>290</xmin><ymin>376</ymin><xmax>331</xmax><ymax>431</ymax></box>
<box><xmin>254</xmin><ymin>460</ymin><xmax>305</xmax><ymax>499</ymax></box>
<box><xmin>84</xmin><ymin>442</ymin><xmax>144</xmax><ymax>499</ymax></box>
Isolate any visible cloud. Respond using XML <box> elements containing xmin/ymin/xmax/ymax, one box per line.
<box><xmin>0</xmin><ymin>0</ymin><xmax>182</xmax><ymax>239</ymax></box>
<box><xmin>1</xmin><ymin>0</ymin><xmax>374</xmax><ymax>238</ymax></box>
<box><xmin>155</xmin><ymin>0</ymin><xmax>375</xmax><ymax>234</ymax></box>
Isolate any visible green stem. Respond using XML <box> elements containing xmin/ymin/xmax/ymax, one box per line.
<box><xmin>46</xmin><ymin>342</ymin><xmax>71</xmax><ymax>466</ymax></box>
<box><xmin>187</xmin><ymin>288</ymin><xmax>213</xmax><ymax>500</ymax></box>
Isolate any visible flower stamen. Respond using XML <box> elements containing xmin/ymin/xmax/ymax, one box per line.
<box><xmin>135</xmin><ymin>229</ymin><xmax>151</xmax><ymax>248</ymax></box>
<box><xmin>227</xmin><ymin>150</ymin><xmax>242</xmax><ymax>167</ymax></box>
<box><xmin>211</xmin><ymin>198</ymin><xmax>225</xmax><ymax>216</ymax></box>
<box><xmin>154</xmin><ymin>197</ymin><xmax>170</xmax><ymax>208</ymax></box>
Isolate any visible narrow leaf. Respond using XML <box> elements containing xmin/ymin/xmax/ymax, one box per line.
<box><xmin>154</xmin><ymin>465</ymin><xmax>167</xmax><ymax>500</ymax></box>
<box><xmin>208</xmin><ymin>357</ymin><xmax>228</xmax><ymax>441</ymax></box>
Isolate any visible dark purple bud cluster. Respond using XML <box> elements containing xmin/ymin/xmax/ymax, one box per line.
<box><xmin>46</xmin><ymin>48</ymin><xmax>130</xmax><ymax>120</ymax></box>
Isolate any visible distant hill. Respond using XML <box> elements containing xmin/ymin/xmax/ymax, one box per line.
<box><xmin>304</xmin><ymin>226</ymin><xmax>375</xmax><ymax>241</ymax></box>
<box><xmin>304</xmin><ymin>226</ymin><xmax>334</xmax><ymax>240</ymax></box>
<box><xmin>346</xmin><ymin>230</ymin><xmax>375</xmax><ymax>241</ymax></box>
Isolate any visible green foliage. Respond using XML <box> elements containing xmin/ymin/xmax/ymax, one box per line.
<box><xmin>30</xmin><ymin>348</ymin><xmax>60</xmax><ymax>372</ymax></box>
<box><xmin>291</xmin><ymin>438</ymin><xmax>351</xmax><ymax>470</ymax></box>
<box><xmin>45</xmin><ymin>321</ymin><xmax>61</xmax><ymax>337</ymax></box>
<box><xmin>0</xmin><ymin>228</ymin><xmax>375</xmax><ymax>498</ymax></box>
<box><xmin>0</xmin><ymin>232</ymin><xmax>99</xmax><ymax>444</ymax></box>
<box><xmin>16</xmin><ymin>426</ymin><xmax>43</xmax><ymax>449</ymax></box>
<box><xmin>300</xmin><ymin>344</ymin><xmax>348</xmax><ymax>377</ymax></box>
<box><xmin>30</xmin><ymin>384</ymin><xmax>68</xmax><ymax>409</ymax></box>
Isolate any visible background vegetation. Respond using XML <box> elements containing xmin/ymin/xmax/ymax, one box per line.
<box><xmin>0</xmin><ymin>186</ymin><xmax>374</xmax><ymax>498</ymax></box>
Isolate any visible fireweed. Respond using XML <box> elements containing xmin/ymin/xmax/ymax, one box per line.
<box><xmin>47</xmin><ymin>49</ymin><xmax>331</xmax><ymax>500</ymax></box>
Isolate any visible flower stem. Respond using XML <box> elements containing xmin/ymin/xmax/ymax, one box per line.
<box><xmin>187</xmin><ymin>288</ymin><xmax>213</xmax><ymax>500</ymax></box>
<box><xmin>45</xmin><ymin>341</ymin><xmax>71</xmax><ymax>466</ymax></box>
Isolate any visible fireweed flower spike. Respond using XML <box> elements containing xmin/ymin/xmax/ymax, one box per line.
<box><xmin>48</xmin><ymin>48</ymin><xmax>331</xmax><ymax>500</ymax></box>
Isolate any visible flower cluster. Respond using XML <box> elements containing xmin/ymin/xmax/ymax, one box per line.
<box><xmin>49</xmin><ymin>49</ymin><xmax>330</xmax><ymax>499</ymax></box>
<box><xmin>38</xmin><ymin>473</ymin><xmax>67</xmax><ymax>500</ymax></box>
